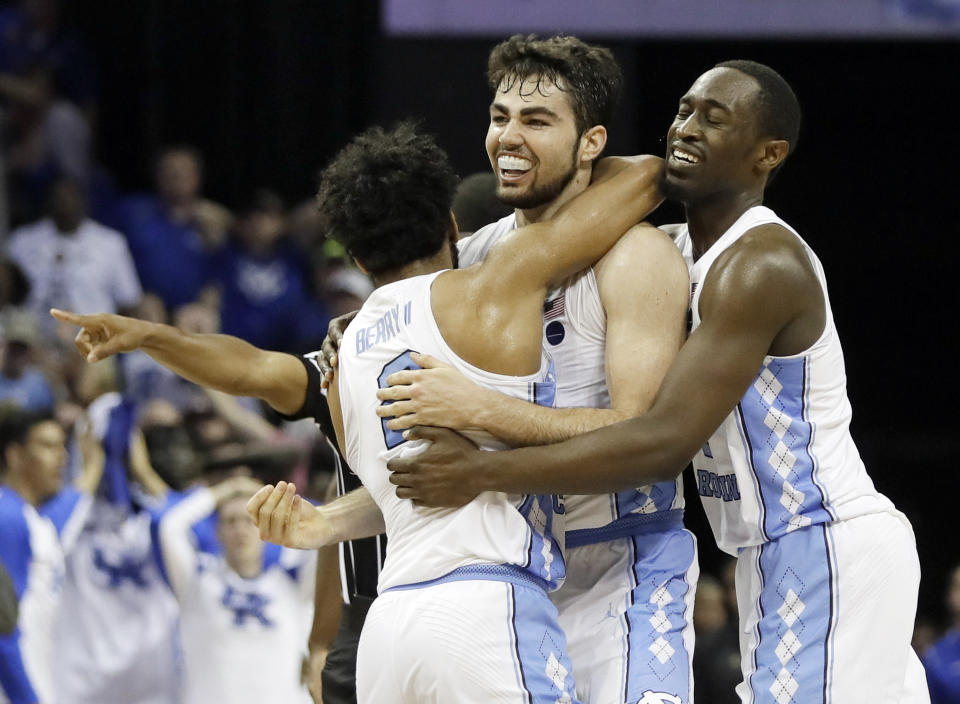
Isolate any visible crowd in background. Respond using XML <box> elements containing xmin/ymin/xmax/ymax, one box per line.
<box><xmin>0</xmin><ymin>1</ymin><xmax>368</xmax><ymax>702</ymax></box>
<box><xmin>0</xmin><ymin>0</ymin><xmax>371</xmax><ymax>490</ymax></box>
<box><xmin>0</xmin><ymin>1</ymin><xmax>958</xmax><ymax>702</ymax></box>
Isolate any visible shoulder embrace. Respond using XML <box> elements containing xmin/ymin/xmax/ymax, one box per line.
<box><xmin>710</xmin><ymin>223</ymin><xmax>817</xmax><ymax>301</ymax></box>
<box><xmin>598</xmin><ymin>222</ymin><xmax>688</xmax><ymax>281</ymax></box>
<box><xmin>725</xmin><ymin>223</ymin><xmax>811</xmax><ymax>276</ymax></box>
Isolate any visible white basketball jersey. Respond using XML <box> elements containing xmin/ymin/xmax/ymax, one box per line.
<box><xmin>56</xmin><ymin>503</ymin><xmax>180</xmax><ymax>704</ymax></box>
<box><xmin>337</xmin><ymin>271</ymin><xmax>564</xmax><ymax>592</ymax></box>
<box><xmin>56</xmin><ymin>392</ymin><xmax>179</xmax><ymax>704</ymax></box>
<box><xmin>684</xmin><ymin>205</ymin><xmax>895</xmax><ymax>554</ymax></box>
<box><xmin>0</xmin><ymin>488</ymin><xmax>90</xmax><ymax>704</ymax></box>
<box><xmin>158</xmin><ymin>490</ymin><xmax>315</xmax><ymax>704</ymax></box>
<box><xmin>459</xmin><ymin>215</ymin><xmax>684</xmax><ymax>541</ymax></box>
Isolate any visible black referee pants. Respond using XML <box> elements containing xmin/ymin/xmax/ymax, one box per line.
<box><xmin>321</xmin><ymin>598</ymin><xmax>373</xmax><ymax>704</ymax></box>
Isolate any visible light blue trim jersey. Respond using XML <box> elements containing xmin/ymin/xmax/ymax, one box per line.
<box><xmin>459</xmin><ymin>216</ymin><xmax>684</xmax><ymax>543</ymax></box>
<box><xmin>337</xmin><ymin>271</ymin><xmax>564</xmax><ymax>592</ymax></box>
<box><xmin>0</xmin><ymin>487</ymin><xmax>90</xmax><ymax>704</ymax></box>
<box><xmin>684</xmin><ymin>206</ymin><xmax>896</xmax><ymax>554</ymax></box>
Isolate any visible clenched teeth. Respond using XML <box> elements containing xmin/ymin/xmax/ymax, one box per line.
<box><xmin>498</xmin><ymin>155</ymin><xmax>532</xmax><ymax>172</ymax></box>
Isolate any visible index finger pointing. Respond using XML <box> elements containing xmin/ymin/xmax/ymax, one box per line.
<box><xmin>50</xmin><ymin>308</ymin><xmax>87</xmax><ymax>325</ymax></box>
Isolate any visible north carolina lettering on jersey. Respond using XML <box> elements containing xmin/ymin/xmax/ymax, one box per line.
<box><xmin>356</xmin><ymin>301</ymin><xmax>413</xmax><ymax>355</ymax></box>
<box><xmin>696</xmin><ymin>469</ymin><xmax>741</xmax><ymax>503</ymax></box>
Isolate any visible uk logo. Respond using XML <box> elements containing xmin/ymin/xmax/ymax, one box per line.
<box><xmin>222</xmin><ymin>586</ymin><xmax>274</xmax><ymax>627</ymax></box>
<box><xmin>93</xmin><ymin>548</ymin><xmax>149</xmax><ymax>589</ymax></box>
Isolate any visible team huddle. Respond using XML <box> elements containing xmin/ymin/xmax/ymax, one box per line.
<box><xmin>52</xmin><ymin>34</ymin><xmax>926</xmax><ymax>704</ymax></box>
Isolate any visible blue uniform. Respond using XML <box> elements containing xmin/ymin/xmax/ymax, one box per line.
<box><xmin>0</xmin><ymin>487</ymin><xmax>90</xmax><ymax>704</ymax></box>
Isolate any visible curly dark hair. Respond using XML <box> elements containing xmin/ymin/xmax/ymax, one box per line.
<box><xmin>315</xmin><ymin>123</ymin><xmax>460</xmax><ymax>276</ymax></box>
<box><xmin>715</xmin><ymin>60</ymin><xmax>801</xmax><ymax>180</ymax></box>
<box><xmin>487</xmin><ymin>34</ymin><xmax>622</xmax><ymax>135</ymax></box>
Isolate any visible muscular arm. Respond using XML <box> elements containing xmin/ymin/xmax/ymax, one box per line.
<box><xmin>431</xmin><ymin>156</ymin><xmax>664</xmax><ymax>376</ymax></box>
<box><xmin>50</xmin><ymin>309</ymin><xmax>308</xmax><ymax>415</ymax></box>
<box><xmin>377</xmin><ymin>224</ymin><xmax>689</xmax><ymax>445</ymax></box>
<box><xmin>389</xmin><ymin>226</ymin><xmax>826</xmax><ymax>504</ymax></box>
<box><xmin>478</xmin><ymin>156</ymin><xmax>664</xmax><ymax>292</ymax></box>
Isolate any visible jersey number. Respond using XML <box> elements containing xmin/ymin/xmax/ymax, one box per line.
<box><xmin>377</xmin><ymin>350</ymin><xmax>421</xmax><ymax>450</ymax></box>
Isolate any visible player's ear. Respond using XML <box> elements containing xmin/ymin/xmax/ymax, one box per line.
<box><xmin>578</xmin><ymin>125</ymin><xmax>608</xmax><ymax>166</ymax></box>
<box><xmin>4</xmin><ymin>445</ymin><xmax>22</xmax><ymax>474</ymax></box>
<box><xmin>756</xmin><ymin>138</ymin><xmax>789</xmax><ymax>174</ymax></box>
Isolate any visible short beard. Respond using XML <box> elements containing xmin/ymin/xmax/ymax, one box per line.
<box><xmin>497</xmin><ymin>163</ymin><xmax>578</xmax><ymax>210</ymax></box>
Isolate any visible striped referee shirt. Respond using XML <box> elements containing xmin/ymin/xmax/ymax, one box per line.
<box><xmin>286</xmin><ymin>354</ymin><xmax>385</xmax><ymax>603</ymax></box>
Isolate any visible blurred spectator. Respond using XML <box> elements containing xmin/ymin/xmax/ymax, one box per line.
<box><xmin>0</xmin><ymin>407</ymin><xmax>104</xmax><ymax>704</ymax></box>
<box><xmin>925</xmin><ymin>564</ymin><xmax>960</xmax><ymax>702</ymax></box>
<box><xmin>451</xmin><ymin>171</ymin><xmax>511</xmax><ymax>237</ymax></box>
<box><xmin>139</xmin><ymin>399</ymin><xmax>204</xmax><ymax>492</ymax></box>
<box><xmin>210</xmin><ymin>189</ymin><xmax>328</xmax><ymax>352</ymax></box>
<box><xmin>109</xmin><ymin>145</ymin><xmax>231</xmax><ymax>314</ymax></box>
<box><xmin>693</xmin><ymin>559</ymin><xmax>741</xmax><ymax>704</ymax></box>
<box><xmin>0</xmin><ymin>0</ymin><xmax>98</xmax><ymax>110</ymax></box>
<box><xmin>55</xmin><ymin>390</ymin><xmax>180</xmax><ymax>704</ymax></box>
<box><xmin>156</xmin><ymin>474</ymin><xmax>315</xmax><ymax>704</ymax></box>
<box><xmin>0</xmin><ymin>62</ymin><xmax>92</xmax><ymax>224</ymax></box>
<box><xmin>5</xmin><ymin>177</ymin><xmax>142</xmax><ymax>339</ymax></box>
<box><xmin>119</xmin><ymin>303</ymin><xmax>218</xmax><ymax>413</ymax></box>
<box><xmin>916</xmin><ymin>617</ymin><xmax>940</xmax><ymax>659</ymax></box>
<box><xmin>321</xmin><ymin>265</ymin><xmax>373</xmax><ymax>319</ymax></box>
<box><xmin>0</xmin><ymin>258</ymin><xmax>29</xmax><ymax>309</ymax></box>
<box><xmin>0</xmin><ymin>310</ymin><xmax>54</xmax><ymax>411</ymax></box>
<box><xmin>287</xmin><ymin>196</ymin><xmax>325</xmax><ymax>255</ymax></box>
<box><xmin>692</xmin><ymin>572</ymin><xmax>727</xmax><ymax>633</ymax></box>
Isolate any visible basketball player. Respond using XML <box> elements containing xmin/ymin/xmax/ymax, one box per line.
<box><xmin>372</xmin><ymin>34</ymin><xmax>695</xmax><ymax>704</ymax></box>
<box><xmin>387</xmin><ymin>62</ymin><xmax>929</xmax><ymax>703</ymax></box>
<box><xmin>0</xmin><ymin>409</ymin><xmax>103</xmax><ymax>704</ymax></box>
<box><xmin>53</xmin><ymin>122</ymin><xmax>664</xmax><ymax>702</ymax></box>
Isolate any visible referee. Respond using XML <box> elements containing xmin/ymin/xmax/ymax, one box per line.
<box><xmin>289</xmin><ymin>353</ymin><xmax>385</xmax><ymax>704</ymax></box>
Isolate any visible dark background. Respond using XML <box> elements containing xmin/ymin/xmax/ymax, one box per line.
<box><xmin>66</xmin><ymin>0</ymin><xmax>958</xmax><ymax>622</ymax></box>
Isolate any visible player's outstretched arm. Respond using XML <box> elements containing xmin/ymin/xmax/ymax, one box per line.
<box><xmin>50</xmin><ymin>308</ymin><xmax>308</xmax><ymax>415</ymax></box>
<box><xmin>377</xmin><ymin>224</ymin><xmax>689</xmax><ymax>446</ymax></box>
<box><xmin>246</xmin><ymin>482</ymin><xmax>384</xmax><ymax>549</ymax></box>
